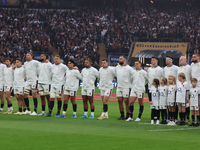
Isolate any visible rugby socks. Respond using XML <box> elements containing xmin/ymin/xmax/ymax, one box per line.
<box><xmin>62</xmin><ymin>104</ymin><xmax>68</xmax><ymax>115</ymax></box>
<box><xmin>192</xmin><ymin>115</ymin><xmax>195</xmax><ymax>123</ymax></box>
<box><xmin>182</xmin><ymin>112</ymin><xmax>185</xmax><ymax>122</ymax></box>
<box><xmin>171</xmin><ymin>112</ymin><xmax>175</xmax><ymax>121</ymax></box>
<box><xmin>33</xmin><ymin>98</ymin><xmax>38</xmax><ymax>113</ymax></box>
<box><xmin>91</xmin><ymin>109</ymin><xmax>94</xmax><ymax>116</ymax></box>
<box><xmin>120</xmin><ymin>111</ymin><xmax>124</xmax><ymax>117</ymax></box>
<box><xmin>156</xmin><ymin>110</ymin><xmax>160</xmax><ymax>120</ymax></box>
<box><xmin>8</xmin><ymin>104</ymin><xmax>13</xmax><ymax>111</ymax></box>
<box><xmin>197</xmin><ymin>116</ymin><xmax>200</xmax><ymax>123</ymax></box>
<box><xmin>23</xmin><ymin>108</ymin><xmax>26</xmax><ymax>112</ymax></box>
<box><xmin>129</xmin><ymin>105</ymin><xmax>134</xmax><ymax>118</ymax></box>
<box><xmin>186</xmin><ymin>107</ymin><xmax>190</xmax><ymax>120</ymax></box>
<box><xmin>84</xmin><ymin>109</ymin><xmax>88</xmax><ymax>116</ymax></box>
<box><xmin>103</xmin><ymin>104</ymin><xmax>108</xmax><ymax>112</ymax></box>
<box><xmin>73</xmin><ymin>104</ymin><xmax>77</xmax><ymax>115</ymax></box>
<box><xmin>179</xmin><ymin>112</ymin><xmax>182</xmax><ymax>122</ymax></box>
<box><xmin>19</xmin><ymin>108</ymin><xmax>22</xmax><ymax>112</ymax></box>
<box><xmin>151</xmin><ymin>109</ymin><xmax>155</xmax><ymax>120</ymax></box>
<box><xmin>49</xmin><ymin>101</ymin><xmax>54</xmax><ymax>114</ymax></box>
<box><xmin>126</xmin><ymin>112</ymin><xmax>129</xmax><ymax>118</ymax></box>
<box><xmin>24</xmin><ymin>98</ymin><xmax>30</xmax><ymax>111</ymax></box>
<box><xmin>164</xmin><ymin>109</ymin><xmax>167</xmax><ymax>120</ymax></box>
<box><xmin>57</xmin><ymin>100</ymin><xmax>62</xmax><ymax>114</ymax></box>
<box><xmin>1</xmin><ymin>103</ymin><xmax>4</xmax><ymax>108</ymax></box>
<box><xmin>138</xmin><ymin>105</ymin><xmax>144</xmax><ymax>119</ymax></box>
<box><xmin>168</xmin><ymin>112</ymin><xmax>171</xmax><ymax>121</ymax></box>
<box><xmin>42</xmin><ymin>105</ymin><xmax>45</xmax><ymax>112</ymax></box>
<box><xmin>161</xmin><ymin>110</ymin><xmax>164</xmax><ymax>120</ymax></box>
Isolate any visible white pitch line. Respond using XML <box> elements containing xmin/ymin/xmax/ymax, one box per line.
<box><xmin>148</xmin><ymin>128</ymin><xmax>200</xmax><ymax>131</ymax></box>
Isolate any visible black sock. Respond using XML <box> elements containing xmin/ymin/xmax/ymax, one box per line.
<box><xmin>186</xmin><ymin>107</ymin><xmax>190</xmax><ymax>120</ymax></box>
<box><xmin>161</xmin><ymin>110</ymin><xmax>164</xmax><ymax>120</ymax></box>
<box><xmin>179</xmin><ymin>112</ymin><xmax>182</xmax><ymax>121</ymax></box>
<box><xmin>24</xmin><ymin>98</ymin><xmax>30</xmax><ymax>111</ymax></box>
<box><xmin>175</xmin><ymin>105</ymin><xmax>178</xmax><ymax>120</ymax></box>
<box><xmin>42</xmin><ymin>105</ymin><xmax>45</xmax><ymax>111</ymax></box>
<box><xmin>197</xmin><ymin>115</ymin><xmax>200</xmax><ymax>123</ymax></box>
<box><xmin>192</xmin><ymin>115</ymin><xmax>195</xmax><ymax>123</ymax></box>
<box><xmin>168</xmin><ymin>112</ymin><xmax>171</xmax><ymax>121</ymax></box>
<box><xmin>84</xmin><ymin>109</ymin><xmax>88</xmax><ymax>112</ymax></box>
<box><xmin>138</xmin><ymin>105</ymin><xmax>144</xmax><ymax>119</ymax></box>
<box><xmin>8</xmin><ymin>104</ymin><xmax>12</xmax><ymax>107</ymax></box>
<box><xmin>19</xmin><ymin>108</ymin><xmax>22</xmax><ymax>112</ymax></box>
<box><xmin>151</xmin><ymin>109</ymin><xmax>155</xmax><ymax>120</ymax></box>
<box><xmin>63</xmin><ymin>104</ymin><xmax>68</xmax><ymax>112</ymax></box>
<box><xmin>129</xmin><ymin>105</ymin><xmax>133</xmax><ymax>118</ymax></box>
<box><xmin>103</xmin><ymin>104</ymin><xmax>108</xmax><ymax>112</ymax></box>
<box><xmin>73</xmin><ymin>104</ymin><xmax>77</xmax><ymax>112</ymax></box>
<box><xmin>156</xmin><ymin>110</ymin><xmax>160</xmax><ymax>120</ymax></box>
<box><xmin>183</xmin><ymin>112</ymin><xmax>185</xmax><ymax>122</ymax></box>
<box><xmin>23</xmin><ymin>108</ymin><xmax>26</xmax><ymax>112</ymax></box>
<box><xmin>164</xmin><ymin>109</ymin><xmax>167</xmax><ymax>120</ymax></box>
<box><xmin>120</xmin><ymin>111</ymin><xmax>124</xmax><ymax>117</ymax></box>
<box><xmin>1</xmin><ymin>104</ymin><xmax>4</xmax><ymax>108</ymax></box>
<box><xmin>91</xmin><ymin>109</ymin><xmax>94</xmax><ymax>112</ymax></box>
<box><xmin>49</xmin><ymin>101</ymin><xmax>55</xmax><ymax>114</ymax></box>
<box><xmin>57</xmin><ymin>100</ymin><xmax>62</xmax><ymax>114</ymax></box>
<box><xmin>33</xmin><ymin>98</ymin><xmax>38</xmax><ymax>112</ymax></box>
<box><xmin>126</xmin><ymin>112</ymin><xmax>129</xmax><ymax>118</ymax></box>
<box><xmin>172</xmin><ymin>112</ymin><xmax>174</xmax><ymax>121</ymax></box>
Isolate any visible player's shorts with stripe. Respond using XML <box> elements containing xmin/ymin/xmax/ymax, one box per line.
<box><xmin>25</xmin><ymin>80</ymin><xmax>38</xmax><ymax>90</ymax></box>
<box><xmin>176</xmin><ymin>102</ymin><xmax>186</xmax><ymax>106</ymax></box>
<box><xmin>81</xmin><ymin>88</ymin><xmax>94</xmax><ymax>96</ymax></box>
<box><xmin>14</xmin><ymin>87</ymin><xmax>24</xmax><ymax>95</ymax></box>
<box><xmin>159</xmin><ymin>105</ymin><xmax>167</xmax><ymax>109</ymax></box>
<box><xmin>4</xmin><ymin>86</ymin><xmax>12</xmax><ymax>92</ymax></box>
<box><xmin>0</xmin><ymin>83</ymin><xmax>3</xmax><ymax>92</ymax></box>
<box><xmin>64</xmin><ymin>90</ymin><xmax>77</xmax><ymax>96</ymax></box>
<box><xmin>130</xmin><ymin>90</ymin><xmax>144</xmax><ymax>98</ymax></box>
<box><xmin>51</xmin><ymin>85</ymin><xmax>63</xmax><ymax>94</ymax></box>
<box><xmin>38</xmin><ymin>83</ymin><xmax>51</xmax><ymax>92</ymax></box>
<box><xmin>190</xmin><ymin>106</ymin><xmax>199</xmax><ymax>111</ymax></box>
<box><xmin>150</xmin><ymin>105</ymin><xmax>159</xmax><ymax>110</ymax></box>
<box><xmin>116</xmin><ymin>88</ymin><xmax>131</xmax><ymax>98</ymax></box>
<box><xmin>100</xmin><ymin>89</ymin><xmax>112</xmax><ymax>96</ymax></box>
<box><xmin>168</xmin><ymin>102</ymin><xmax>175</xmax><ymax>106</ymax></box>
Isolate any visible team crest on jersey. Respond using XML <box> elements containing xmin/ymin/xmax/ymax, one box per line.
<box><xmin>19</xmin><ymin>70</ymin><xmax>21</xmax><ymax>72</ymax></box>
<box><xmin>71</xmin><ymin>71</ymin><xmax>72</xmax><ymax>73</ymax></box>
<box><xmin>8</xmin><ymin>69</ymin><xmax>10</xmax><ymax>71</ymax></box>
<box><xmin>170</xmin><ymin>69</ymin><xmax>172</xmax><ymax>71</ymax></box>
<box><xmin>0</xmin><ymin>88</ymin><xmax>2</xmax><ymax>90</ymax></box>
<box><xmin>89</xmin><ymin>93</ymin><xmax>91</xmax><ymax>95</ymax></box>
<box><xmin>89</xmin><ymin>70</ymin><xmax>91</xmax><ymax>72</ymax></box>
<box><xmin>198</xmin><ymin>65</ymin><xmax>199</xmax><ymax>67</ymax></box>
<box><xmin>58</xmin><ymin>67</ymin><xmax>60</xmax><ymax>69</ymax></box>
<box><xmin>124</xmin><ymin>68</ymin><xmax>126</xmax><ymax>70</ymax></box>
<box><xmin>30</xmin><ymin>63</ymin><xmax>32</xmax><ymax>65</ymax></box>
<box><xmin>33</xmin><ymin>85</ymin><xmax>34</xmax><ymax>87</ymax></box>
<box><xmin>155</xmin><ymin>70</ymin><xmax>157</xmax><ymax>72</ymax></box>
<box><xmin>139</xmin><ymin>72</ymin><xmax>141</xmax><ymax>74</ymax></box>
<box><xmin>46</xmin><ymin>89</ymin><xmax>48</xmax><ymax>90</ymax></box>
<box><xmin>107</xmin><ymin>70</ymin><xmax>108</xmax><ymax>72</ymax></box>
<box><xmin>43</xmin><ymin>64</ymin><xmax>45</xmax><ymax>66</ymax></box>
<box><xmin>164</xmin><ymin>89</ymin><xmax>165</xmax><ymax>91</ymax></box>
<box><xmin>71</xmin><ymin>93</ymin><xmax>73</xmax><ymax>95</ymax></box>
<box><xmin>184</xmin><ymin>68</ymin><xmax>186</xmax><ymax>70</ymax></box>
<box><xmin>195</xmin><ymin>90</ymin><xmax>196</xmax><ymax>92</ymax></box>
<box><xmin>59</xmin><ymin>91</ymin><xmax>60</xmax><ymax>92</ymax></box>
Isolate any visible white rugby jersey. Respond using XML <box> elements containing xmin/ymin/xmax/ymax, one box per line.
<box><xmin>24</xmin><ymin>59</ymin><xmax>39</xmax><ymax>82</ymax></box>
<box><xmin>147</xmin><ymin>66</ymin><xmax>163</xmax><ymax>90</ymax></box>
<box><xmin>38</xmin><ymin>62</ymin><xmax>52</xmax><ymax>84</ymax></box>
<box><xmin>4</xmin><ymin>65</ymin><xmax>14</xmax><ymax>87</ymax></box>
<box><xmin>99</xmin><ymin>66</ymin><xmax>115</xmax><ymax>90</ymax></box>
<box><xmin>132</xmin><ymin>69</ymin><xmax>147</xmax><ymax>93</ymax></box>
<box><xmin>115</xmin><ymin>65</ymin><xmax>133</xmax><ymax>90</ymax></box>
<box><xmin>159</xmin><ymin>85</ymin><xmax>168</xmax><ymax>106</ymax></box>
<box><xmin>177</xmin><ymin>65</ymin><xmax>191</xmax><ymax>86</ymax></box>
<box><xmin>190</xmin><ymin>87</ymin><xmax>200</xmax><ymax>106</ymax></box>
<box><xmin>150</xmin><ymin>86</ymin><xmax>160</xmax><ymax>107</ymax></box>
<box><xmin>176</xmin><ymin>81</ymin><xmax>190</xmax><ymax>103</ymax></box>
<box><xmin>0</xmin><ymin>63</ymin><xmax>5</xmax><ymax>83</ymax></box>
<box><xmin>81</xmin><ymin>66</ymin><xmax>99</xmax><ymax>89</ymax></box>
<box><xmin>167</xmin><ymin>85</ymin><xmax>177</xmax><ymax>103</ymax></box>
<box><xmin>191</xmin><ymin>62</ymin><xmax>200</xmax><ymax>87</ymax></box>
<box><xmin>65</xmin><ymin>69</ymin><xmax>82</xmax><ymax>91</ymax></box>
<box><xmin>51</xmin><ymin>63</ymin><xmax>68</xmax><ymax>86</ymax></box>
<box><xmin>164</xmin><ymin>64</ymin><xmax>179</xmax><ymax>80</ymax></box>
<box><xmin>14</xmin><ymin>66</ymin><xmax>25</xmax><ymax>88</ymax></box>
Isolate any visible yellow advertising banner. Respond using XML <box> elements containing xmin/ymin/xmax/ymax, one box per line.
<box><xmin>132</xmin><ymin>42</ymin><xmax>188</xmax><ymax>57</ymax></box>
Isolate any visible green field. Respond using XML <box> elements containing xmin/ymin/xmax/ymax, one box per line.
<box><xmin>0</xmin><ymin>87</ymin><xmax>200</xmax><ymax>150</ymax></box>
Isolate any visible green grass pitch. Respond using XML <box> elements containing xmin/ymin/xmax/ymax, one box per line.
<box><xmin>0</xmin><ymin>87</ymin><xmax>200</xmax><ymax>150</ymax></box>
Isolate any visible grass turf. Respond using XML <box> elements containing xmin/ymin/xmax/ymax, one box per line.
<box><xmin>0</xmin><ymin>87</ymin><xmax>200</xmax><ymax>150</ymax></box>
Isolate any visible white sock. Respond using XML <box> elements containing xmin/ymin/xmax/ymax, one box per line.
<box><xmin>73</xmin><ymin>112</ymin><xmax>76</xmax><ymax>115</ymax></box>
<box><xmin>9</xmin><ymin>107</ymin><xmax>13</xmax><ymax>111</ymax></box>
<box><xmin>105</xmin><ymin>112</ymin><xmax>108</xmax><ymax>117</ymax></box>
<box><xmin>91</xmin><ymin>112</ymin><xmax>94</xmax><ymax>116</ymax></box>
<box><xmin>8</xmin><ymin>107</ymin><xmax>10</xmax><ymax>111</ymax></box>
<box><xmin>42</xmin><ymin>111</ymin><xmax>45</xmax><ymax>114</ymax></box>
<box><xmin>101</xmin><ymin>112</ymin><xmax>105</xmax><ymax>117</ymax></box>
<box><xmin>84</xmin><ymin>111</ymin><xmax>88</xmax><ymax>116</ymax></box>
<box><xmin>0</xmin><ymin>108</ymin><xmax>3</xmax><ymax>111</ymax></box>
<box><xmin>63</xmin><ymin>111</ymin><xmax>66</xmax><ymax>115</ymax></box>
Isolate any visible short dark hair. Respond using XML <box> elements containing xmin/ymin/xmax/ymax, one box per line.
<box><xmin>166</xmin><ymin>56</ymin><xmax>174</xmax><ymax>61</ymax></box>
<box><xmin>153</xmin><ymin>78</ymin><xmax>160</xmax><ymax>87</ymax></box>
<box><xmin>5</xmin><ymin>57</ymin><xmax>11</xmax><ymax>62</ymax></box>
<box><xmin>193</xmin><ymin>53</ymin><xmax>200</xmax><ymax>57</ymax></box>
<box><xmin>55</xmin><ymin>55</ymin><xmax>60</xmax><ymax>58</ymax></box>
<box><xmin>68</xmin><ymin>59</ymin><xmax>75</xmax><ymax>65</ymax></box>
<box><xmin>85</xmin><ymin>58</ymin><xmax>92</xmax><ymax>62</ymax></box>
<box><xmin>45</xmin><ymin>54</ymin><xmax>49</xmax><ymax>60</ymax></box>
<box><xmin>16</xmin><ymin>58</ymin><xmax>22</xmax><ymax>62</ymax></box>
<box><xmin>151</xmin><ymin>56</ymin><xmax>158</xmax><ymax>61</ymax></box>
<box><xmin>120</xmin><ymin>55</ymin><xmax>126</xmax><ymax>59</ymax></box>
<box><xmin>102</xmin><ymin>59</ymin><xmax>108</xmax><ymax>62</ymax></box>
<box><xmin>135</xmin><ymin>60</ymin><xmax>141</xmax><ymax>64</ymax></box>
<box><xmin>27</xmin><ymin>52</ymin><xmax>33</xmax><ymax>57</ymax></box>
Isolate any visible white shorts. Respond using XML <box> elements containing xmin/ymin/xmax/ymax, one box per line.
<box><xmin>177</xmin><ymin>102</ymin><xmax>186</xmax><ymax>106</ymax></box>
<box><xmin>64</xmin><ymin>90</ymin><xmax>77</xmax><ymax>96</ymax></box>
<box><xmin>100</xmin><ymin>89</ymin><xmax>112</xmax><ymax>96</ymax></box>
<box><xmin>0</xmin><ymin>83</ymin><xmax>3</xmax><ymax>91</ymax></box>
<box><xmin>168</xmin><ymin>102</ymin><xmax>175</xmax><ymax>106</ymax></box>
<box><xmin>82</xmin><ymin>88</ymin><xmax>94</xmax><ymax>96</ymax></box>
<box><xmin>150</xmin><ymin>105</ymin><xmax>159</xmax><ymax>110</ymax></box>
<box><xmin>190</xmin><ymin>106</ymin><xmax>199</xmax><ymax>111</ymax></box>
<box><xmin>4</xmin><ymin>86</ymin><xmax>12</xmax><ymax>92</ymax></box>
<box><xmin>38</xmin><ymin>84</ymin><xmax>51</xmax><ymax>92</ymax></box>
<box><xmin>130</xmin><ymin>90</ymin><xmax>144</xmax><ymax>98</ymax></box>
<box><xmin>116</xmin><ymin>88</ymin><xmax>131</xmax><ymax>98</ymax></box>
<box><xmin>25</xmin><ymin>80</ymin><xmax>38</xmax><ymax>90</ymax></box>
<box><xmin>51</xmin><ymin>85</ymin><xmax>63</xmax><ymax>94</ymax></box>
<box><xmin>159</xmin><ymin>105</ymin><xmax>167</xmax><ymax>109</ymax></box>
<box><xmin>14</xmin><ymin>87</ymin><xmax>24</xmax><ymax>95</ymax></box>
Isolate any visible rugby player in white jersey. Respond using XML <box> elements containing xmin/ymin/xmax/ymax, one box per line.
<box><xmin>191</xmin><ymin>53</ymin><xmax>200</xmax><ymax>88</ymax></box>
<box><xmin>97</xmin><ymin>59</ymin><xmax>115</xmax><ymax>120</ymax></box>
<box><xmin>0</xmin><ymin>60</ymin><xmax>5</xmax><ymax>112</ymax></box>
<box><xmin>45</xmin><ymin>55</ymin><xmax>68</xmax><ymax>117</ymax></box>
<box><xmin>115</xmin><ymin>56</ymin><xmax>133</xmax><ymax>120</ymax></box>
<box><xmin>37</xmin><ymin>54</ymin><xmax>52</xmax><ymax>116</ymax></box>
<box><xmin>3</xmin><ymin>58</ymin><xmax>14</xmax><ymax>114</ymax></box>
<box><xmin>178</xmin><ymin>56</ymin><xmax>191</xmax><ymax>122</ymax></box>
<box><xmin>164</xmin><ymin>56</ymin><xmax>179</xmax><ymax>80</ymax></box>
<box><xmin>80</xmin><ymin>58</ymin><xmax>99</xmax><ymax>119</ymax></box>
<box><xmin>23</xmin><ymin>53</ymin><xmax>39</xmax><ymax>115</ymax></box>
<box><xmin>126</xmin><ymin>60</ymin><xmax>147</xmax><ymax>121</ymax></box>
<box><xmin>59</xmin><ymin>59</ymin><xmax>82</xmax><ymax>118</ymax></box>
<box><xmin>13</xmin><ymin>58</ymin><xmax>26</xmax><ymax>115</ymax></box>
